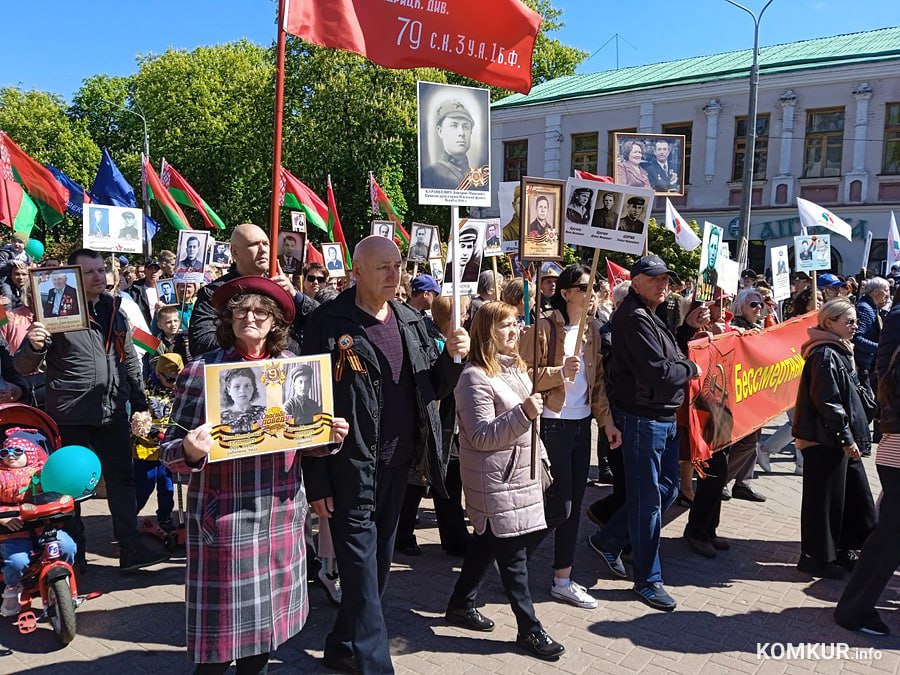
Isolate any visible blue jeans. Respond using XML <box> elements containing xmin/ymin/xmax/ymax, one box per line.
<box><xmin>1</xmin><ymin>531</ymin><xmax>77</xmax><ymax>586</ymax></box>
<box><xmin>596</xmin><ymin>409</ymin><xmax>680</xmax><ymax>586</ymax></box>
<box><xmin>134</xmin><ymin>458</ymin><xmax>175</xmax><ymax>525</ymax></box>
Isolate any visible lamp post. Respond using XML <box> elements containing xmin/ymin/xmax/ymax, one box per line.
<box><xmin>100</xmin><ymin>99</ymin><xmax>152</xmax><ymax>256</ymax></box>
<box><xmin>726</xmin><ymin>0</ymin><xmax>775</xmax><ymax>270</ymax></box>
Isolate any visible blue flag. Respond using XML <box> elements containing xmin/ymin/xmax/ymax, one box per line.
<box><xmin>144</xmin><ymin>214</ymin><xmax>160</xmax><ymax>240</ymax></box>
<box><xmin>45</xmin><ymin>164</ymin><xmax>90</xmax><ymax>217</ymax></box>
<box><xmin>91</xmin><ymin>148</ymin><xmax>136</xmax><ymax>208</ymax></box>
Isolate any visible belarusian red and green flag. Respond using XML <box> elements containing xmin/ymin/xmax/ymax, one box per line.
<box><xmin>326</xmin><ymin>175</ymin><xmax>351</xmax><ymax>268</ymax></box>
<box><xmin>160</xmin><ymin>159</ymin><xmax>225</xmax><ymax>230</ymax></box>
<box><xmin>0</xmin><ymin>305</ymin><xmax>9</xmax><ymax>330</ymax></box>
<box><xmin>132</xmin><ymin>326</ymin><xmax>161</xmax><ymax>354</ymax></box>
<box><xmin>280</xmin><ymin>167</ymin><xmax>329</xmax><ymax>234</ymax></box>
<box><xmin>369</xmin><ymin>173</ymin><xmax>409</xmax><ymax>246</ymax></box>
<box><xmin>142</xmin><ymin>155</ymin><xmax>192</xmax><ymax>231</ymax></box>
<box><xmin>0</xmin><ymin>131</ymin><xmax>67</xmax><ymax>229</ymax></box>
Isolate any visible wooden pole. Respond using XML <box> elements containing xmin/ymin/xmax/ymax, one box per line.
<box><xmin>812</xmin><ymin>271</ymin><xmax>819</xmax><ymax>310</ymax></box>
<box><xmin>569</xmin><ymin>248</ymin><xmax>601</xmax><ymax>381</ymax></box>
<box><xmin>530</xmin><ymin>260</ymin><xmax>543</xmax><ymax>480</ymax></box>
<box><xmin>267</xmin><ymin>0</ymin><xmax>288</xmax><ymax>278</ymax></box>
<box><xmin>451</xmin><ymin>206</ymin><xmax>462</xmax><ymax>363</ymax></box>
<box><xmin>491</xmin><ymin>256</ymin><xmax>500</xmax><ymax>301</ymax></box>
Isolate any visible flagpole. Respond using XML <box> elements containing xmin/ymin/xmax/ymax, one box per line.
<box><xmin>268</xmin><ymin>0</ymin><xmax>288</xmax><ymax>278</ymax></box>
<box><xmin>451</xmin><ymin>206</ymin><xmax>462</xmax><ymax>364</ymax></box>
<box><xmin>570</xmin><ymin>248</ymin><xmax>601</xmax><ymax>381</ymax></box>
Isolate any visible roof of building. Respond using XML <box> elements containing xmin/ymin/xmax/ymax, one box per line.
<box><xmin>493</xmin><ymin>26</ymin><xmax>900</xmax><ymax>110</ymax></box>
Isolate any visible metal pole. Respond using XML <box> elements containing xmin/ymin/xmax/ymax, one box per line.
<box><xmin>726</xmin><ymin>0</ymin><xmax>776</xmax><ymax>269</ymax></box>
<box><xmin>268</xmin><ymin>0</ymin><xmax>288</xmax><ymax>277</ymax></box>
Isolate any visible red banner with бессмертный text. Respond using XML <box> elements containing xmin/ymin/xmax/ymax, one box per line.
<box><xmin>284</xmin><ymin>0</ymin><xmax>542</xmax><ymax>94</ymax></box>
<box><xmin>679</xmin><ymin>312</ymin><xmax>817</xmax><ymax>466</ymax></box>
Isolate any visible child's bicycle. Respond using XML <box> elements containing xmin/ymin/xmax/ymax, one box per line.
<box><xmin>0</xmin><ymin>491</ymin><xmax>98</xmax><ymax>644</ymax></box>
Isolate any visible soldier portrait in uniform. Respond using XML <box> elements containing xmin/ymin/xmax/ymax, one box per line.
<box><xmin>417</xmin><ymin>81</ymin><xmax>490</xmax><ymax>207</ymax></box>
<box><xmin>519</xmin><ymin>177</ymin><xmax>565</xmax><ymax>262</ymax></box>
<box><xmin>408</xmin><ymin>224</ymin><xmax>433</xmax><ymax>262</ymax></box>
<box><xmin>617</xmin><ymin>196</ymin><xmax>647</xmax><ymax>234</ymax></box>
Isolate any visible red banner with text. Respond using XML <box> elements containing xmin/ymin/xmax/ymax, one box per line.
<box><xmin>284</xmin><ymin>0</ymin><xmax>542</xmax><ymax>94</ymax></box>
<box><xmin>680</xmin><ymin>313</ymin><xmax>816</xmax><ymax>465</ymax></box>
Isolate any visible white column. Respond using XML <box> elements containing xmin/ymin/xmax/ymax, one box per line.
<box><xmin>776</xmin><ymin>90</ymin><xmax>796</xmax><ymax>177</ymax></box>
<box><xmin>702</xmin><ymin>99</ymin><xmax>722</xmax><ymax>184</ymax></box>
<box><xmin>543</xmin><ymin>114</ymin><xmax>562</xmax><ymax>178</ymax></box>
<box><xmin>844</xmin><ymin>82</ymin><xmax>873</xmax><ymax>202</ymax></box>
<box><xmin>639</xmin><ymin>102</ymin><xmax>654</xmax><ymax>133</ymax></box>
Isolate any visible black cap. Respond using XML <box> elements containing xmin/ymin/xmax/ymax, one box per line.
<box><xmin>741</xmin><ymin>268</ymin><xmax>757</xmax><ymax>279</ymax></box>
<box><xmin>626</xmin><ymin>196</ymin><xmax>646</xmax><ymax>206</ymax></box>
<box><xmin>630</xmin><ymin>255</ymin><xmax>674</xmax><ymax>278</ymax></box>
<box><xmin>791</xmin><ymin>271</ymin><xmax>810</xmax><ymax>282</ymax></box>
<box><xmin>144</xmin><ymin>257</ymin><xmax>161</xmax><ymax>269</ymax></box>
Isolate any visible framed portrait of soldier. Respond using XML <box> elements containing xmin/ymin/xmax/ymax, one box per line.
<box><xmin>277</xmin><ymin>231</ymin><xmax>306</xmax><ymax>276</ymax></box>
<box><xmin>482</xmin><ymin>219</ymin><xmax>503</xmax><ymax>258</ymax></box>
<box><xmin>564</xmin><ymin>179</ymin><xmax>652</xmax><ymax>256</ymax></box>
<box><xmin>519</xmin><ymin>177</ymin><xmax>565</xmax><ymax>262</ymax></box>
<box><xmin>174</xmin><ymin>230</ymin><xmax>210</xmax><ymax>284</ymax></box>
<box><xmin>613</xmin><ymin>132</ymin><xmax>685</xmax><ymax>196</ymax></box>
<box><xmin>211</xmin><ymin>241</ymin><xmax>232</xmax><ymax>268</ymax></box>
<box><xmin>322</xmin><ymin>243</ymin><xmax>346</xmax><ymax>278</ymax></box>
<box><xmin>696</xmin><ymin>221</ymin><xmax>725</xmax><ymax>302</ymax></box>
<box><xmin>429</xmin><ymin>259</ymin><xmax>444</xmax><ymax>283</ymax></box>
<box><xmin>417</xmin><ymin>80</ymin><xmax>491</xmax><ymax>208</ymax></box>
<box><xmin>29</xmin><ymin>265</ymin><xmax>89</xmax><ymax>334</ymax></box>
<box><xmin>371</xmin><ymin>220</ymin><xmax>395</xmax><ymax>240</ymax></box>
<box><xmin>83</xmin><ymin>204</ymin><xmax>144</xmax><ymax>254</ymax></box>
<box><xmin>203</xmin><ymin>355</ymin><xmax>334</xmax><ymax>463</ymax></box>
<box><xmin>290</xmin><ymin>210</ymin><xmax>307</xmax><ymax>233</ymax></box>
<box><xmin>407</xmin><ymin>223</ymin><xmax>434</xmax><ymax>262</ymax></box>
<box><xmin>441</xmin><ymin>218</ymin><xmax>485</xmax><ymax>296</ymax></box>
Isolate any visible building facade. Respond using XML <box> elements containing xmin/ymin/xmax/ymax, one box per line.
<box><xmin>485</xmin><ymin>27</ymin><xmax>900</xmax><ymax>275</ymax></box>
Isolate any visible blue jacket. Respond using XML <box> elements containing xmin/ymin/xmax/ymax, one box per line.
<box><xmin>853</xmin><ymin>295</ymin><xmax>881</xmax><ymax>371</ymax></box>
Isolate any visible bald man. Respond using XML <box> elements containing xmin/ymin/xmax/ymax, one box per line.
<box><xmin>302</xmin><ymin>236</ymin><xmax>469</xmax><ymax>674</ymax></box>
<box><xmin>188</xmin><ymin>223</ymin><xmax>318</xmax><ymax>357</ymax></box>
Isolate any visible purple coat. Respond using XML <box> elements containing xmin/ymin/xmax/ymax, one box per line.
<box><xmin>160</xmin><ymin>348</ymin><xmax>309</xmax><ymax>664</ymax></box>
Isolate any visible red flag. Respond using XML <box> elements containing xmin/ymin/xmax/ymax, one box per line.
<box><xmin>305</xmin><ymin>242</ymin><xmax>324</xmax><ymax>266</ymax></box>
<box><xmin>574</xmin><ymin>170</ymin><xmax>614</xmax><ymax>183</ymax></box>
<box><xmin>0</xmin><ymin>132</ymin><xmax>68</xmax><ymax>225</ymax></box>
<box><xmin>606</xmin><ymin>259</ymin><xmax>630</xmax><ymax>289</ymax></box>
<box><xmin>285</xmin><ymin>1</ymin><xmax>541</xmax><ymax>94</ymax></box>
<box><xmin>326</xmin><ymin>175</ymin><xmax>351</xmax><ymax>268</ymax></box>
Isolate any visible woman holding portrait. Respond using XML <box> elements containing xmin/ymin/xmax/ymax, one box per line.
<box><xmin>160</xmin><ymin>276</ymin><xmax>349</xmax><ymax>675</ymax></box>
<box><xmin>445</xmin><ymin>301</ymin><xmax>565</xmax><ymax>662</ymax></box>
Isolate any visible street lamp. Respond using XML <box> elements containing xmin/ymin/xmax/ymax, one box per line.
<box><xmin>726</xmin><ymin>0</ymin><xmax>776</xmax><ymax>270</ymax></box>
<box><xmin>100</xmin><ymin>99</ymin><xmax>152</xmax><ymax>256</ymax></box>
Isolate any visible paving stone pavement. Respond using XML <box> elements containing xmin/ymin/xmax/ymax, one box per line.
<box><xmin>1</xmin><ymin>416</ymin><xmax>898</xmax><ymax>674</ymax></box>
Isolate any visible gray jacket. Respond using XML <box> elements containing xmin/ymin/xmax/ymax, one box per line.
<box><xmin>455</xmin><ymin>358</ymin><xmax>546</xmax><ymax>538</ymax></box>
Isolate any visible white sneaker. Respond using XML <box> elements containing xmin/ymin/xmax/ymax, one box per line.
<box><xmin>1</xmin><ymin>585</ymin><xmax>21</xmax><ymax>617</ymax></box>
<box><xmin>318</xmin><ymin>569</ymin><xmax>342</xmax><ymax>605</ymax></box>
<box><xmin>550</xmin><ymin>580</ymin><xmax>598</xmax><ymax>609</ymax></box>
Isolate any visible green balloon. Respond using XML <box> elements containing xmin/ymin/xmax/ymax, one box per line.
<box><xmin>24</xmin><ymin>238</ymin><xmax>44</xmax><ymax>260</ymax></box>
<box><xmin>39</xmin><ymin>445</ymin><xmax>102</xmax><ymax>498</ymax></box>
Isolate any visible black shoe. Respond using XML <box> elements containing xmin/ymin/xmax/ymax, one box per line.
<box><xmin>675</xmin><ymin>492</ymin><xmax>694</xmax><ymax>507</ymax></box>
<box><xmin>720</xmin><ymin>486</ymin><xmax>732</xmax><ymax>501</ymax></box>
<box><xmin>395</xmin><ymin>541</ymin><xmax>422</xmax><ymax>556</ymax></box>
<box><xmin>119</xmin><ymin>546</ymin><xmax>170</xmax><ymax>573</ymax></box>
<box><xmin>445</xmin><ymin>606</ymin><xmax>495</xmax><ymax>632</ymax></box>
<box><xmin>710</xmin><ymin>537</ymin><xmax>731</xmax><ymax>551</ymax></box>
<box><xmin>516</xmin><ymin>628</ymin><xmax>565</xmax><ymax>661</ymax></box>
<box><xmin>835</xmin><ymin>610</ymin><xmax>890</xmax><ymax>636</ymax></box>
<box><xmin>588</xmin><ymin>534</ymin><xmax>628</xmax><ymax>579</ymax></box>
<box><xmin>836</xmin><ymin>549</ymin><xmax>860</xmax><ymax>571</ymax></box>
<box><xmin>684</xmin><ymin>534</ymin><xmax>716</xmax><ymax>559</ymax></box>
<box><xmin>797</xmin><ymin>555</ymin><xmax>844</xmax><ymax>579</ymax></box>
<box><xmin>322</xmin><ymin>653</ymin><xmax>359</xmax><ymax>674</ymax></box>
<box><xmin>632</xmin><ymin>582</ymin><xmax>677</xmax><ymax>611</ymax></box>
<box><xmin>732</xmin><ymin>484</ymin><xmax>767</xmax><ymax>502</ymax></box>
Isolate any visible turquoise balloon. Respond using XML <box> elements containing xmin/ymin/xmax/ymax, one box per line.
<box><xmin>24</xmin><ymin>238</ymin><xmax>44</xmax><ymax>260</ymax></box>
<box><xmin>39</xmin><ymin>445</ymin><xmax>102</xmax><ymax>498</ymax></box>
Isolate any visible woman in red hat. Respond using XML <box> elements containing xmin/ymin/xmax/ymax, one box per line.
<box><xmin>159</xmin><ymin>276</ymin><xmax>349</xmax><ymax>675</ymax></box>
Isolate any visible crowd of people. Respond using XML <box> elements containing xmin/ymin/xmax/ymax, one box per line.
<box><xmin>0</xmin><ymin>225</ymin><xmax>898</xmax><ymax>673</ymax></box>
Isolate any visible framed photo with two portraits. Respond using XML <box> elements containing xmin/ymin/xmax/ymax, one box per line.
<box><xmin>612</xmin><ymin>132</ymin><xmax>686</xmax><ymax>196</ymax></box>
<box><xmin>29</xmin><ymin>266</ymin><xmax>89</xmax><ymax>334</ymax></box>
<box><xmin>518</xmin><ymin>177</ymin><xmax>565</xmax><ymax>262</ymax></box>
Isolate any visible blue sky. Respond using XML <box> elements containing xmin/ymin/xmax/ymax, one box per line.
<box><xmin>2</xmin><ymin>1</ymin><xmax>898</xmax><ymax>101</ymax></box>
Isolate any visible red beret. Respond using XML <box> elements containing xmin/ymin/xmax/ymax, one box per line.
<box><xmin>212</xmin><ymin>276</ymin><xmax>296</xmax><ymax>323</ymax></box>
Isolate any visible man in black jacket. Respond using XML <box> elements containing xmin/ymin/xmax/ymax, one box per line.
<box><xmin>16</xmin><ymin>249</ymin><xmax>168</xmax><ymax>572</ymax></box>
<box><xmin>302</xmin><ymin>235</ymin><xmax>469</xmax><ymax>674</ymax></box>
<box><xmin>188</xmin><ymin>223</ymin><xmax>318</xmax><ymax>358</ymax></box>
<box><xmin>588</xmin><ymin>255</ymin><xmax>702</xmax><ymax>612</ymax></box>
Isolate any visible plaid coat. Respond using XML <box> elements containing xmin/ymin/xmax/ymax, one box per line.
<box><xmin>160</xmin><ymin>348</ymin><xmax>309</xmax><ymax>664</ymax></box>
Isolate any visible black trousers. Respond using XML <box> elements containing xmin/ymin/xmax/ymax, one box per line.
<box><xmin>194</xmin><ymin>653</ymin><xmax>268</xmax><ymax>675</ymax></box>
<box><xmin>800</xmin><ymin>445</ymin><xmax>877</xmax><ymax>564</ymax></box>
<box><xmin>685</xmin><ymin>449</ymin><xmax>729</xmax><ymax>540</ymax></box>
<box><xmin>588</xmin><ymin>443</ymin><xmax>626</xmax><ymax>524</ymax></box>
<box><xmin>448</xmin><ymin>521</ymin><xmax>545</xmax><ymax>635</ymax></box>
<box><xmin>433</xmin><ymin>457</ymin><xmax>470</xmax><ymax>554</ymax></box>
<box><xmin>395</xmin><ymin>483</ymin><xmax>427</xmax><ymax>549</ymax></box>
<box><xmin>836</xmin><ymin>465</ymin><xmax>900</xmax><ymax>624</ymax></box>
<box><xmin>60</xmin><ymin>419</ymin><xmax>143</xmax><ymax>554</ymax></box>
<box><xmin>325</xmin><ymin>462</ymin><xmax>410</xmax><ymax>674</ymax></box>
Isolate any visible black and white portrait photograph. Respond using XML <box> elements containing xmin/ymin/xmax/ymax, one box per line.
<box><xmin>174</xmin><ymin>230</ymin><xmax>210</xmax><ymax>283</ymax></box>
<box><xmin>371</xmin><ymin>220</ymin><xmax>395</xmax><ymax>240</ymax></box>
<box><xmin>290</xmin><ymin>210</ymin><xmax>307</xmax><ymax>233</ymax></box>
<box><xmin>30</xmin><ymin>265</ymin><xmax>89</xmax><ymax>334</ymax></box>
<box><xmin>322</xmin><ymin>243</ymin><xmax>346</xmax><ymax>277</ymax></box>
<box><xmin>563</xmin><ymin>180</ymin><xmax>652</xmax><ymax>256</ymax></box>
<box><xmin>417</xmin><ymin>80</ymin><xmax>491</xmax><ymax>208</ymax></box>
<box><xmin>613</xmin><ymin>133</ymin><xmax>686</xmax><ymax>196</ymax></box>
<box><xmin>211</xmin><ymin>241</ymin><xmax>232</xmax><ymax>268</ymax></box>
<box><xmin>592</xmin><ymin>191</ymin><xmax>619</xmax><ymax>230</ymax></box>
<box><xmin>565</xmin><ymin>186</ymin><xmax>596</xmax><ymax>226</ymax></box>
<box><xmin>282</xmin><ymin>363</ymin><xmax>323</xmax><ymax>426</ymax></box>
<box><xmin>277</xmin><ymin>231</ymin><xmax>305</xmax><ymax>275</ymax></box>
<box><xmin>218</xmin><ymin>366</ymin><xmax>265</xmax><ymax>434</ymax></box>
<box><xmin>158</xmin><ymin>279</ymin><xmax>177</xmax><ymax>305</ymax></box>
<box><xmin>443</xmin><ymin>218</ymin><xmax>485</xmax><ymax>294</ymax></box>
<box><xmin>483</xmin><ymin>219</ymin><xmax>503</xmax><ymax>258</ymax></box>
<box><xmin>407</xmin><ymin>223</ymin><xmax>434</xmax><ymax>262</ymax></box>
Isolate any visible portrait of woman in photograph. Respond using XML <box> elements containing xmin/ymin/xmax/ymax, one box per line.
<box><xmin>220</xmin><ymin>367</ymin><xmax>266</xmax><ymax>433</ymax></box>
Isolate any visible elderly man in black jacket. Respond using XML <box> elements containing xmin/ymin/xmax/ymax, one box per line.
<box><xmin>302</xmin><ymin>235</ymin><xmax>469</xmax><ymax>674</ymax></box>
<box><xmin>15</xmin><ymin>249</ymin><xmax>167</xmax><ymax>572</ymax></box>
<box><xmin>588</xmin><ymin>255</ymin><xmax>703</xmax><ymax>612</ymax></box>
<box><xmin>188</xmin><ymin>223</ymin><xmax>318</xmax><ymax>358</ymax></box>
